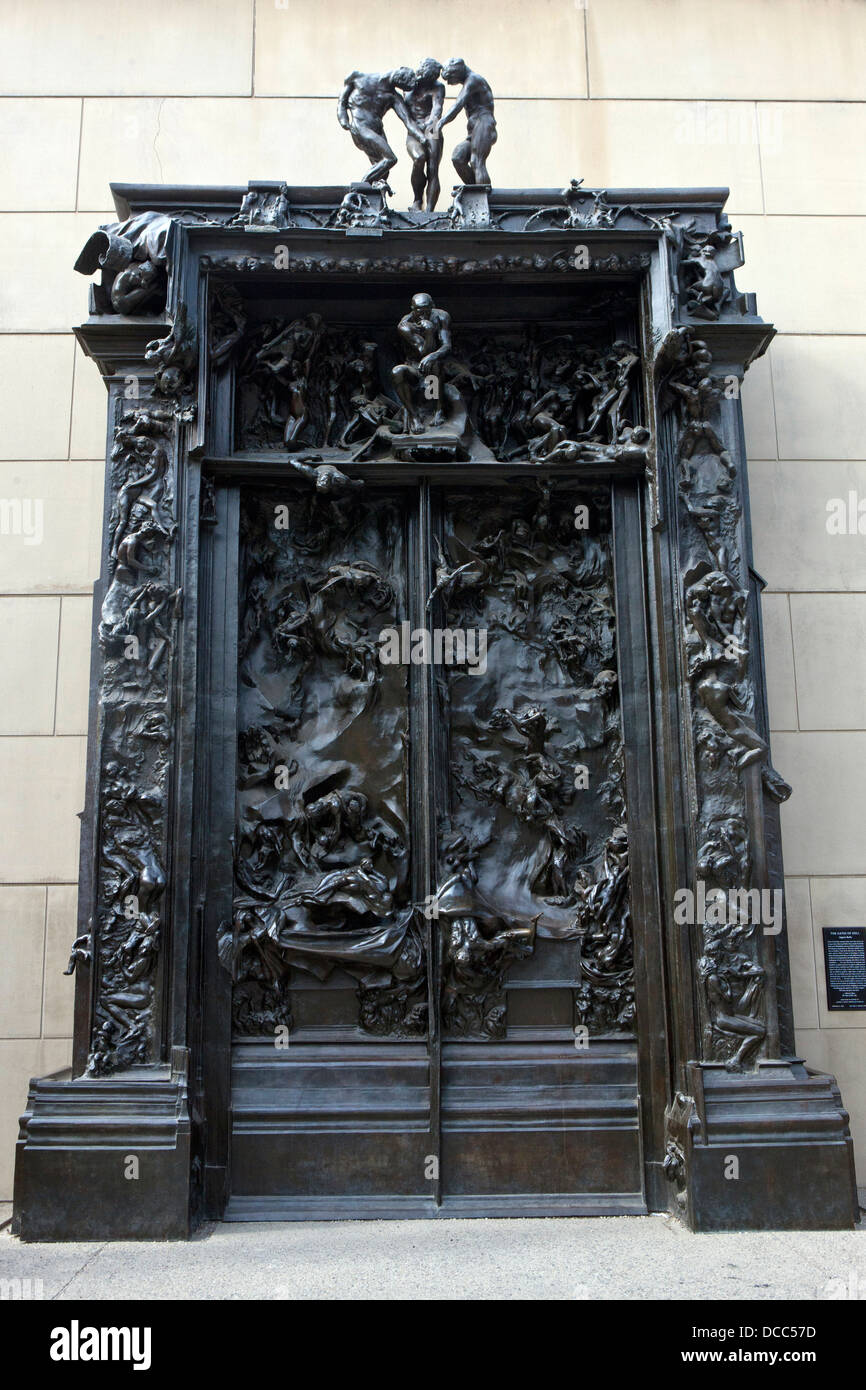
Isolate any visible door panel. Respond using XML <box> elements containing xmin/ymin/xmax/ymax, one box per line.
<box><xmin>229</xmin><ymin>484</ymin><xmax>421</xmax><ymax>1039</ymax></box>
<box><xmin>433</xmin><ymin>482</ymin><xmax>632</xmax><ymax>1040</ymax></box>
<box><xmin>440</xmin><ymin>1043</ymin><xmax>642</xmax><ymax>1206</ymax></box>
<box><xmin>432</xmin><ymin>482</ymin><xmax>641</xmax><ymax>1206</ymax></box>
<box><xmin>226</xmin><ymin>485</ymin><xmax>434</xmax><ymax>1206</ymax></box>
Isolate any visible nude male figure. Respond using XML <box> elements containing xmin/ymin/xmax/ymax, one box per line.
<box><xmin>337</xmin><ymin>70</ymin><xmax>425</xmax><ymax>186</ymax></box>
<box><xmin>395</xmin><ymin>59</ymin><xmax>445</xmax><ymax>211</ymax></box>
<box><xmin>392</xmin><ymin>292</ymin><xmax>452</xmax><ymax>433</ymax></box>
<box><xmin>437</xmin><ymin>59</ymin><xmax>497</xmax><ymax>186</ymax></box>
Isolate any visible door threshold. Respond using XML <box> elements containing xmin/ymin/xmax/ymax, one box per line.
<box><xmin>223</xmin><ymin>1193</ymin><xmax>648</xmax><ymax>1222</ymax></box>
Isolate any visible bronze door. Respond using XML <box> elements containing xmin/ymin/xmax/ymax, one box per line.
<box><xmin>224</xmin><ymin>476</ymin><xmax>647</xmax><ymax>1217</ymax></box>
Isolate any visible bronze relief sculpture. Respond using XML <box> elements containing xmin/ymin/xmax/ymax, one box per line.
<box><xmin>12</xmin><ymin>74</ymin><xmax>859</xmax><ymax>1240</ymax></box>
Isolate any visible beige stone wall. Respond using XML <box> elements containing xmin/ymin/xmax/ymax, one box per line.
<box><xmin>1</xmin><ymin>0</ymin><xmax>864</xmax><ymax>1201</ymax></box>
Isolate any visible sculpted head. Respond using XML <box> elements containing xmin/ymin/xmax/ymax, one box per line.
<box><xmin>410</xmin><ymin>291</ymin><xmax>434</xmax><ymax>318</ymax></box>
<box><xmin>416</xmin><ymin>57</ymin><xmax>442</xmax><ymax>83</ymax></box>
<box><xmin>111</xmin><ymin>259</ymin><xmax>160</xmax><ymax>314</ymax></box>
<box><xmin>390</xmin><ymin>66</ymin><xmax>415</xmax><ymax>91</ymax></box>
<box><xmin>155</xmin><ymin>366</ymin><xmax>183</xmax><ymax>396</ymax></box>
<box><xmin>443</xmin><ymin>58</ymin><xmax>468</xmax><ymax>84</ymax></box>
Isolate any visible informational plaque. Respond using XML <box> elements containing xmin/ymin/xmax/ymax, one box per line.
<box><xmin>822</xmin><ymin>927</ymin><xmax>866</xmax><ymax>1010</ymax></box>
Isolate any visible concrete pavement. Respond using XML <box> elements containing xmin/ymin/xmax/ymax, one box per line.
<box><xmin>1</xmin><ymin>1207</ymin><xmax>865</xmax><ymax>1300</ymax></box>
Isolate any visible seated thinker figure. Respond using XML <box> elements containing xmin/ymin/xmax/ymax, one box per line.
<box><xmin>392</xmin><ymin>291</ymin><xmax>453</xmax><ymax>433</ymax></box>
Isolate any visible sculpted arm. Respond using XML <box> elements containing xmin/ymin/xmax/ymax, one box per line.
<box><xmin>338</xmin><ymin>74</ymin><xmax>357</xmax><ymax>130</ymax></box>
<box><xmin>429</xmin><ymin>84</ymin><xmax>445</xmax><ymax>126</ymax></box>
<box><xmin>419</xmin><ymin>315</ymin><xmax>452</xmax><ymax>371</ymax></box>
<box><xmin>438</xmin><ymin>84</ymin><xmax>469</xmax><ymax>130</ymax></box>
<box><xmin>396</xmin><ymin>313</ymin><xmax>418</xmax><ymax>352</ymax></box>
<box><xmin>392</xmin><ymin>91</ymin><xmax>425</xmax><ymax>142</ymax></box>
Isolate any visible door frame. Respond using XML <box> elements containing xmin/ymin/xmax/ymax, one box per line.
<box><xmin>17</xmin><ymin>183</ymin><xmax>851</xmax><ymax>1243</ymax></box>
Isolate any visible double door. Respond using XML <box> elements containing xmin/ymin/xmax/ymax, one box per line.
<box><xmin>209</xmin><ymin>473</ymin><xmax>659</xmax><ymax>1217</ymax></box>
